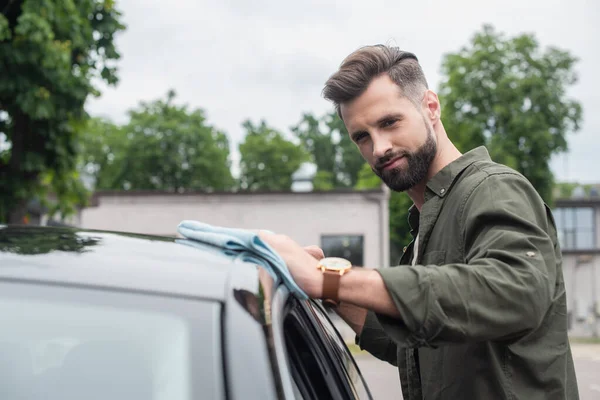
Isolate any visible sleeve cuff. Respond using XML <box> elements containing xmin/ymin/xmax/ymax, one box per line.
<box><xmin>355</xmin><ymin>311</ymin><xmax>382</xmax><ymax>349</ymax></box>
<box><xmin>355</xmin><ymin>311</ymin><xmax>400</xmax><ymax>365</ymax></box>
<box><xmin>374</xmin><ymin>266</ymin><xmax>434</xmax><ymax>347</ymax></box>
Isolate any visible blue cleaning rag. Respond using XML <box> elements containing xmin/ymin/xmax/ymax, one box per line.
<box><xmin>176</xmin><ymin>220</ymin><xmax>308</xmax><ymax>299</ymax></box>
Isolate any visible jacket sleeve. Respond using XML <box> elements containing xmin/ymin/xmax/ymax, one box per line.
<box><xmin>374</xmin><ymin>172</ymin><xmax>557</xmax><ymax>348</ymax></box>
<box><xmin>355</xmin><ymin>311</ymin><xmax>398</xmax><ymax>366</ymax></box>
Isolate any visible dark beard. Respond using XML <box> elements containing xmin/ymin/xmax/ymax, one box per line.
<box><xmin>372</xmin><ymin>125</ymin><xmax>437</xmax><ymax>192</ymax></box>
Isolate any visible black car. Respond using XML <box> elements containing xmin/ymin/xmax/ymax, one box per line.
<box><xmin>0</xmin><ymin>225</ymin><xmax>373</xmax><ymax>400</ymax></box>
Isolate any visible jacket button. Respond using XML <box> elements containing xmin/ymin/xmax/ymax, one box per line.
<box><xmin>526</xmin><ymin>251</ymin><xmax>536</xmax><ymax>257</ymax></box>
<box><xmin>440</xmin><ymin>188</ymin><xmax>446</xmax><ymax>194</ymax></box>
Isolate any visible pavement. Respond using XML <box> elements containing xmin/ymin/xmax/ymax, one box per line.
<box><xmin>571</xmin><ymin>344</ymin><xmax>600</xmax><ymax>400</ymax></box>
<box><xmin>354</xmin><ymin>343</ymin><xmax>600</xmax><ymax>400</ymax></box>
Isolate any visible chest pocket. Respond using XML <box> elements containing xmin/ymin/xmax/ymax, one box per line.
<box><xmin>421</xmin><ymin>250</ymin><xmax>446</xmax><ymax>266</ymax></box>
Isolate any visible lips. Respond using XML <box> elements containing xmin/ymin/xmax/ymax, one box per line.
<box><xmin>381</xmin><ymin>156</ymin><xmax>404</xmax><ymax>171</ymax></box>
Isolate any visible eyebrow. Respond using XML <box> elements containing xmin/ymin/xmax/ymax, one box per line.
<box><xmin>376</xmin><ymin>113</ymin><xmax>404</xmax><ymax>126</ymax></box>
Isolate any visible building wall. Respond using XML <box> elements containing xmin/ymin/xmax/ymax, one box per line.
<box><xmin>562</xmin><ymin>254</ymin><xmax>600</xmax><ymax>337</ymax></box>
<box><xmin>75</xmin><ymin>191</ymin><xmax>600</xmax><ymax>337</ymax></box>
<box><xmin>79</xmin><ymin>189</ymin><xmax>391</xmax><ymax>268</ymax></box>
<box><xmin>554</xmin><ymin>198</ymin><xmax>600</xmax><ymax>338</ymax></box>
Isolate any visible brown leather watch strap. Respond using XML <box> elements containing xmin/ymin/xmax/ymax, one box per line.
<box><xmin>322</xmin><ymin>271</ymin><xmax>341</xmax><ymax>303</ymax></box>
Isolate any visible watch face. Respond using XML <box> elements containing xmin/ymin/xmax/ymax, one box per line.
<box><xmin>320</xmin><ymin>257</ymin><xmax>352</xmax><ymax>271</ymax></box>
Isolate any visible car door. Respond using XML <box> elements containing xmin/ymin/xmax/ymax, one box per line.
<box><xmin>277</xmin><ymin>294</ymin><xmax>373</xmax><ymax>400</ymax></box>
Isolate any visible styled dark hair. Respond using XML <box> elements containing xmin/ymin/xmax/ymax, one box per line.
<box><xmin>322</xmin><ymin>45</ymin><xmax>429</xmax><ymax>117</ymax></box>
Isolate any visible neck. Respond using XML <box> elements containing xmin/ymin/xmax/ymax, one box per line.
<box><xmin>406</xmin><ymin>127</ymin><xmax>462</xmax><ymax>211</ymax></box>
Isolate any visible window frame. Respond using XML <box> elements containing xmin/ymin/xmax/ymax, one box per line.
<box><xmin>269</xmin><ymin>284</ymin><xmax>372</xmax><ymax>400</ymax></box>
<box><xmin>305</xmin><ymin>301</ymin><xmax>372</xmax><ymax>400</ymax></box>
<box><xmin>553</xmin><ymin>206</ymin><xmax>597</xmax><ymax>251</ymax></box>
<box><xmin>283</xmin><ymin>303</ymin><xmax>342</xmax><ymax>399</ymax></box>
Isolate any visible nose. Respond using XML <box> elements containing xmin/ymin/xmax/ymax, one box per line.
<box><xmin>372</xmin><ymin>133</ymin><xmax>393</xmax><ymax>159</ymax></box>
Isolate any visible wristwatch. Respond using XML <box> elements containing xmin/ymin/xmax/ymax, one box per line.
<box><xmin>317</xmin><ymin>257</ymin><xmax>352</xmax><ymax>306</ymax></box>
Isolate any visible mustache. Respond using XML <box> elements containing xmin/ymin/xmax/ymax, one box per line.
<box><xmin>374</xmin><ymin>151</ymin><xmax>408</xmax><ymax>171</ymax></box>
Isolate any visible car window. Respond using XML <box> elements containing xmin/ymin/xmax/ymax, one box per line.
<box><xmin>284</xmin><ymin>299</ymin><xmax>351</xmax><ymax>400</ymax></box>
<box><xmin>282</xmin><ymin>298</ymin><xmax>372</xmax><ymax>400</ymax></box>
<box><xmin>0</xmin><ymin>281</ymin><xmax>223</xmax><ymax>400</ymax></box>
<box><xmin>284</xmin><ymin>308</ymin><xmax>334</xmax><ymax>400</ymax></box>
<box><xmin>307</xmin><ymin>301</ymin><xmax>371</xmax><ymax>400</ymax></box>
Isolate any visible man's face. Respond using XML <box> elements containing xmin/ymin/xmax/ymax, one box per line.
<box><xmin>340</xmin><ymin>74</ymin><xmax>437</xmax><ymax>192</ymax></box>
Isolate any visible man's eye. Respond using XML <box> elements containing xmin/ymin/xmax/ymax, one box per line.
<box><xmin>382</xmin><ymin>119</ymin><xmax>398</xmax><ymax>128</ymax></box>
<box><xmin>355</xmin><ymin>133</ymin><xmax>368</xmax><ymax>142</ymax></box>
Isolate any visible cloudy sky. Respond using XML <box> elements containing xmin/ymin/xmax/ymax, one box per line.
<box><xmin>86</xmin><ymin>0</ymin><xmax>599</xmax><ymax>183</ymax></box>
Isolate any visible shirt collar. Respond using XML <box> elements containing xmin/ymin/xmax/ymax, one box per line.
<box><xmin>407</xmin><ymin>146</ymin><xmax>492</xmax><ymax>232</ymax></box>
<box><xmin>426</xmin><ymin>146</ymin><xmax>491</xmax><ymax>198</ymax></box>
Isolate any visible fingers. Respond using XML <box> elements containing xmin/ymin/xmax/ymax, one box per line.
<box><xmin>304</xmin><ymin>245</ymin><xmax>325</xmax><ymax>260</ymax></box>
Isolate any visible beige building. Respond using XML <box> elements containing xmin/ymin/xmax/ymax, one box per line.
<box><xmin>76</xmin><ymin>187</ymin><xmax>391</xmax><ymax>269</ymax></box>
<box><xmin>554</xmin><ymin>197</ymin><xmax>600</xmax><ymax>338</ymax></box>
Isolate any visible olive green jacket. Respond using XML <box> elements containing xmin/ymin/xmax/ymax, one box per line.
<box><xmin>357</xmin><ymin>147</ymin><xmax>579</xmax><ymax>399</ymax></box>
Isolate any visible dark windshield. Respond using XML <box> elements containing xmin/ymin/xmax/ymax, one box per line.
<box><xmin>0</xmin><ymin>281</ymin><xmax>223</xmax><ymax>400</ymax></box>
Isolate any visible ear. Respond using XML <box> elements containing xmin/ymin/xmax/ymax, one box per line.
<box><xmin>422</xmin><ymin>90</ymin><xmax>441</xmax><ymax>123</ymax></box>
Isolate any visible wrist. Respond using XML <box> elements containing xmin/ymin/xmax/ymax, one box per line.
<box><xmin>311</xmin><ymin>273</ymin><xmax>324</xmax><ymax>299</ymax></box>
<box><xmin>301</xmin><ymin>258</ymin><xmax>324</xmax><ymax>298</ymax></box>
<box><xmin>337</xmin><ymin>268</ymin><xmax>374</xmax><ymax>303</ymax></box>
<box><xmin>318</xmin><ymin>257</ymin><xmax>353</xmax><ymax>304</ymax></box>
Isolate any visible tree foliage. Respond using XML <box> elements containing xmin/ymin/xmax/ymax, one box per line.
<box><xmin>291</xmin><ymin>111</ymin><xmax>365</xmax><ymax>189</ymax></box>
<box><xmin>79</xmin><ymin>90</ymin><xmax>235</xmax><ymax>192</ymax></box>
<box><xmin>77</xmin><ymin>116</ymin><xmax>124</xmax><ymax>190</ymax></box>
<box><xmin>238</xmin><ymin>119</ymin><xmax>308</xmax><ymax>191</ymax></box>
<box><xmin>0</xmin><ymin>0</ymin><xmax>125</xmax><ymax>223</ymax></box>
<box><xmin>439</xmin><ymin>24</ymin><xmax>583</xmax><ymax>203</ymax></box>
<box><xmin>553</xmin><ymin>182</ymin><xmax>596</xmax><ymax>199</ymax></box>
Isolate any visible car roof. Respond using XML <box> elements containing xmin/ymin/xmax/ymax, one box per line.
<box><xmin>0</xmin><ymin>225</ymin><xmax>259</xmax><ymax>301</ymax></box>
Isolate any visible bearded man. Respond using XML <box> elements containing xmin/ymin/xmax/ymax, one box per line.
<box><xmin>260</xmin><ymin>45</ymin><xmax>579</xmax><ymax>400</ymax></box>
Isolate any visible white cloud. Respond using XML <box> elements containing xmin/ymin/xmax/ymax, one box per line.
<box><xmin>86</xmin><ymin>0</ymin><xmax>600</xmax><ymax>182</ymax></box>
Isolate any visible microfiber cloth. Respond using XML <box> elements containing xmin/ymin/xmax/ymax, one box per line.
<box><xmin>176</xmin><ymin>220</ymin><xmax>308</xmax><ymax>299</ymax></box>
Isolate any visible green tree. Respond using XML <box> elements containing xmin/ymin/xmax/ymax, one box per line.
<box><xmin>0</xmin><ymin>0</ymin><xmax>126</xmax><ymax>223</ymax></box>
<box><xmin>312</xmin><ymin>171</ymin><xmax>335</xmax><ymax>191</ymax></box>
<box><xmin>354</xmin><ymin>163</ymin><xmax>381</xmax><ymax>190</ymax></box>
<box><xmin>82</xmin><ymin>90</ymin><xmax>235</xmax><ymax>192</ymax></box>
<box><xmin>553</xmin><ymin>182</ymin><xmax>595</xmax><ymax>199</ymax></box>
<box><xmin>387</xmin><ymin>191</ymin><xmax>414</xmax><ymax>262</ymax></box>
<box><xmin>239</xmin><ymin>119</ymin><xmax>308</xmax><ymax>191</ymax></box>
<box><xmin>291</xmin><ymin>111</ymin><xmax>364</xmax><ymax>189</ymax></box>
<box><xmin>438</xmin><ymin>24</ymin><xmax>583</xmax><ymax>203</ymax></box>
<box><xmin>77</xmin><ymin>117</ymin><xmax>125</xmax><ymax>190</ymax></box>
